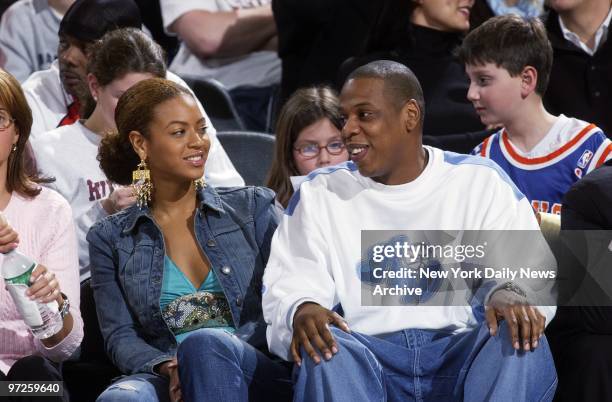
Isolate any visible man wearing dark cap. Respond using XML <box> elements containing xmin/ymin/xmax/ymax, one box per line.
<box><xmin>22</xmin><ymin>0</ymin><xmax>141</xmax><ymax>137</ymax></box>
<box><xmin>22</xmin><ymin>0</ymin><xmax>244</xmax><ymax>187</ymax></box>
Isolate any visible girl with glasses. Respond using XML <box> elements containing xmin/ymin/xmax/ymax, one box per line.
<box><xmin>267</xmin><ymin>86</ymin><xmax>348</xmax><ymax>209</ymax></box>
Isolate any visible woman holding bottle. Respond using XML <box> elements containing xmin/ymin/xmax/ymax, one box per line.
<box><xmin>0</xmin><ymin>68</ymin><xmax>83</xmax><ymax>402</ymax></box>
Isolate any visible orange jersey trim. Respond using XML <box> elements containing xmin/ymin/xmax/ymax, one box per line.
<box><xmin>501</xmin><ymin>124</ymin><xmax>596</xmax><ymax>165</ymax></box>
<box><xmin>596</xmin><ymin>143</ymin><xmax>612</xmax><ymax>168</ymax></box>
<box><xmin>480</xmin><ymin>136</ymin><xmax>490</xmax><ymax>157</ymax></box>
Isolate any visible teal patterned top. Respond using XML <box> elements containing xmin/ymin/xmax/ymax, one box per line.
<box><xmin>160</xmin><ymin>255</ymin><xmax>235</xmax><ymax>343</ymax></box>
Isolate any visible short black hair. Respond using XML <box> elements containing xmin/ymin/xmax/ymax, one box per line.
<box><xmin>458</xmin><ymin>15</ymin><xmax>553</xmax><ymax>96</ymax></box>
<box><xmin>346</xmin><ymin>60</ymin><xmax>425</xmax><ymax>125</ymax></box>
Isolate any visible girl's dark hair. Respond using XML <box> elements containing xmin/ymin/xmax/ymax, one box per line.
<box><xmin>98</xmin><ymin>78</ymin><xmax>192</xmax><ymax>185</ymax></box>
<box><xmin>83</xmin><ymin>28</ymin><xmax>167</xmax><ymax>116</ymax></box>
<box><xmin>0</xmin><ymin>69</ymin><xmax>51</xmax><ymax>198</ymax></box>
<box><xmin>266</xmin><ymin>86</ymin><xmax>342</xmax><ymax>208</ymax></box>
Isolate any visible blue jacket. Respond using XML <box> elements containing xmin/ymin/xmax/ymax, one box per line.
<box><xmin>87</xmin><ymin>185</ymin><xmax>278</xmax><ymax>374</ymax></box>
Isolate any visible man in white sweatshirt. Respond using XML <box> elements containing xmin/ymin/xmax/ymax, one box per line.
<box><xmin>262</xmin><ymin>61</ymin><xmax>558</xmax><ymax>402</ymax></box>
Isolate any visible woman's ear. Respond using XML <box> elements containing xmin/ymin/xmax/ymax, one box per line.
<box><xmin>520</xmin><ymin>66</ymin><xmax>538</xmax><ymax>98</ymax></box>
<box><xmin>12</xmin><ymin>127</ymin><xmax>19</xmax><ymax>146</ymax></box>
<box><xmin>128</xmin><ymin>130</ymin><xmax>148</xmax><ymax>161</ymax></box>
<box><xmin>87</xmin><ymin>73</ymin><xmax>100</xmax><ymax>102</ymax></box>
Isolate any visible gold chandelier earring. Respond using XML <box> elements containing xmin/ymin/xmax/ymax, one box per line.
<box><xmin>132</xmin><ymin>159</ymin><xmax>153</xmax><ymax>208</ymax></box>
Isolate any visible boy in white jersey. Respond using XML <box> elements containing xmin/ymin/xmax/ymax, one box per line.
<box><xmin>263</xmin><ymin>61</ymin><xmax>557</xmax><ymax>401</ymax></box>
<box><xmin>460</xmin><ymin>15</ymin><xmax>611</xmax><ymax>215</ymax></box>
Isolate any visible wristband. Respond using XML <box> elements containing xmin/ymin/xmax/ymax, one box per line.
<box><xmin>500</xmin><ymin>282</ymin><xmax>527</xmax><ymax>298</ymax></box>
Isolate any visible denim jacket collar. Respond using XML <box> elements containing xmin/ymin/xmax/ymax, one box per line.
<box><xmin>122</xmin><ymin>185</ymin><xmax>225</xmax><ymax>234</ymax></box>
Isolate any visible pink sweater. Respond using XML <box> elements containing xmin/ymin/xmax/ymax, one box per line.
<box><xmin>0</xmin><ymin>187</ymin><xmax>83</xmax><ymax>374</ymax></box>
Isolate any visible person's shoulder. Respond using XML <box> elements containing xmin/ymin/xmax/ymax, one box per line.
<box><xmin>20</xmin><ymin>186</ymin><xmax>72</xmax><ymax>217</ymax></box>
<box><xmin>1</xmin><ymin>0</ymin><xmax>37</xmax><ymax>21</ymax></box>
<box><xmin>33</xmin><ymin>124</ymin><xmax>76</xmax><ymax>144</ymax></box>
<box><xmin>30</xmin><ymin>124</ymin><xmax>83</xmax><ymax>163</ymax></box>
<box><xmin>439</xmin><ymin>149</ymin><xmax>524</xmax><ymax>200</ymax></box>
<box><xmin>441</xmin><ymin>149</ymin><xmax>503</xmax><ymax>173</ymax></box>
<box><xmin>214</xmin><ymin>186</ymin><xmax>275</xmax><ymax>211</ymax></box>
<box><xmin>283</xmin><ymin>162</ymin><xmax>359</xmax><ymax>197</ymax></box>
<box><xmin>283</xmin><ymin>162</ymin><xmax>359</xmax><ymax>215</ymax></box>
<box><xmin>87</xmin><ymin>205</ymin><xmax>139</xmax><ymax>242</ymax></box>
<box><xmin>554</xmin><ymin>116</ymin><xmax>607</xmax><ymax>149</ymax></box>
<box><xmin>470</xmin><ymin>131</ymin><xmax>499</xmax><ymax>157</ymax></box>
<box><xmin>303</xmin><ymin>162</ymin><xmax>359</xmax><ymax>186</ymax></box>
<box><xmin>22</xmin><ymin>64</ymin><xmax>59</xmax><ymax>94</ymax></box>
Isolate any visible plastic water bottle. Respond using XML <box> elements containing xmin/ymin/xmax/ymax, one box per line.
<box><xmin>0</xmin><ymin>216</ymin><xmax>62</xmax><ymax>339</ymax></box>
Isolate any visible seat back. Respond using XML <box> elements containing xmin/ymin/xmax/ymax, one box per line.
<box><xmin>181</xmin><ymin>77</ymin><xmax>246</xmax><ymax>131</ymax></box>
<box><xmin>216</xmin><ymin>131</ymin><xmax>276</xmax><ymax>186</ymax></box>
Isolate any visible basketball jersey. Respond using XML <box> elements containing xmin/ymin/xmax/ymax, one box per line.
<box><xmin>472</xmin><ymin>115</ymin><xmax>612</xmax><ymax>215</ymax></box>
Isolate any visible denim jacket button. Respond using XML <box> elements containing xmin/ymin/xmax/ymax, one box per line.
<box><xmin>221</xmin><ymin>266</ymin><xmax>231</xmax><ymax>275</ymax></box>
<box><xmin>236</xmin><ymin>297</ymin><xmax>242</xmax><ymax>307</ymax></box>
<box><xmin>207</xmin><ymin>239</ymin><xmax>216</xmax><ymax>247</ymax></box>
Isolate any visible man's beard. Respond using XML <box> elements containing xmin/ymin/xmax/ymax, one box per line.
<box><xmin>69</xmin><ymin>79</ymin><xmax>96</xmax><ymax>119</ymax></box>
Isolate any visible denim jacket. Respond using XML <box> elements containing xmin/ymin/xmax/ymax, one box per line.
<box><xmin>86</xmin><ymin>185</ymin><xmax>278</xmax><ymax>375</ymax></box>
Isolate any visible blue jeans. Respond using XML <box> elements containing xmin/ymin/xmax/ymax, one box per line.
<box><xmin>97</xmin><ymin>329</ymin><xmax>292</xmax><ymax>402</ymax></box>
<box><xmin>96</xmin><ymin>373</ymin><xmax>169</xmax><ymax>402</ymax></box>
<box><xmin>294</xmin><ymin>322</ymin><xmax>557</xmax><ymax>402</ymax></box>
<box><xmin>178</xmin><ymin>329</ymin><xmax>292</xmax><ymax>401</ymax></box>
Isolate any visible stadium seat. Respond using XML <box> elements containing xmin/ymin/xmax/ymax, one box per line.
<box><xmin>180</xmin><ymin>77</ymin><xmax>246</xmax><ymax>131</ymax></box>
<box><xmin>216</xmin><ymin>131</ymin><xmax>275</xmax><ymax>186</ymax></box>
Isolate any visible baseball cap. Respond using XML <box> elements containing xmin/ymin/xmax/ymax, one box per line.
<box><xmin>59</xmin><ymin>0</ymin><xmax>142</xmax><ymax>42</ymax></box>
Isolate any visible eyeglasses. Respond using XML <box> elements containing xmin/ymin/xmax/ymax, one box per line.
<box><xmin>294</xmin><ymin>140</ymin><xmax>346</xmax><ymax>158</ymax></box>
<box><xmin>0</xmin><ymin>111</ymin><xmax>15</xmax><ymax>131</ymax></box>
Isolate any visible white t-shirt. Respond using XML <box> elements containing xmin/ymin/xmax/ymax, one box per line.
<box><xmin>30</xmin><ymin>122</ymin><xmax>109</xmax><ymax>279</ymax></box>
<box><xmin>0</xmin><ymin>0</ymin><xmax>61</xmax><ymax>82</ymax></box>
<box><xmin>22</xmin><ymin>61</ymin><xmax>245</xmax><ymax>188</ymax></box>
<box><xmin>263</xmin><ymin>147</ymin><xmax>556</xmax><ymax>361</ymax></box>
<box><xmin>161</xmin><ymin>0</ymin><xmax>281</xmax><ymax>89</ymax></box>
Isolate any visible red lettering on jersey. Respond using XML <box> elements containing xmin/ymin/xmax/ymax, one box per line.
<box><xmin>87</xmin><ymin>180</ymin><xmax>101</xmax><ymax>201</ymax></box>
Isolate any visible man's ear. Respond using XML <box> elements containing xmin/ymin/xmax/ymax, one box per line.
<box><xmin>403</xmin><ymin>99</ymin><xmax>421</xmax><ymax>132</ymax></box>
<box><xmin>128</xmin><ymin>130</ymin><xmax>148</xmax><ymax>161</ymax></box>
<box><xmin>520</xmin><ymin>66</ymin><xmax>538</xmax><ymax>98</ymax></box>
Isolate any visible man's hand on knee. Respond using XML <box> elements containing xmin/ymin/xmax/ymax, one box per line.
<box><xmin>486</xmin><ymin>289</ymin><xmax>546</xmax><ymax>352</ymax></box>
<box><xmin>291</xmin><ymin>302</ymin><xmax>351</xmax><ymax>366</ymax></box>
